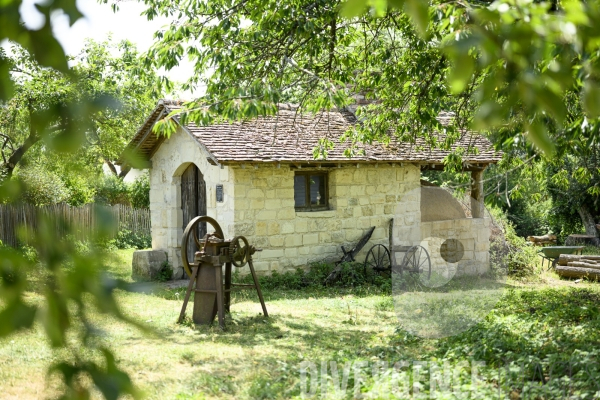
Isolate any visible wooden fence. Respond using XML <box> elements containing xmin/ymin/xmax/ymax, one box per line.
<box><xmin>0</xmin><ymin>203</ymin><xmax>151</xmax><ymax>247</ymax></box>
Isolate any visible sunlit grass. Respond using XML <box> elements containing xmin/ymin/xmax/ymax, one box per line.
<box><xmin>2</xmin><ymin>249</ymin><xmax>600</xmax><ymax>399</ymax></box>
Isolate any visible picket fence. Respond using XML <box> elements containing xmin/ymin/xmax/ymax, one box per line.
<box><xmin>0</xmin><ymin>203</ymin><xmax>150</xmax><ymax>247</ymax></box>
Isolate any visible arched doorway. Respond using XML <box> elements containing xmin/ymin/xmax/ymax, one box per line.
<box><xmin>181</xmin><ymin>163</ymin><xmax>207</xmax><ymax>265</ymax></box>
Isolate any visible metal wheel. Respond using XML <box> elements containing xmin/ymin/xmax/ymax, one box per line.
<box><xmin>364</xmin><ymin>244</ymin><xmax>391</xmax><ymax>276</ymax></box>
<box><xmin>400</xmin><ymin>245</ymin><xmax>431</xmax><ymax>281</ymax></box>
<box><xmin>229</xmin><ymin>236</ymin><xmax>250</xmax><ymax>268</ymax></box>
<box><xmin>181</xmin><ymin>216</ymin><xmax>224</xmax><ymax>278</ymax></box>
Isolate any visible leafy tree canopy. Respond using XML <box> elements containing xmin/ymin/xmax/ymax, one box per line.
<box><xmin>0</xmin><ymin>38</ymin><xmax>160</xmax><ymax>204</ymax></box>
<box><xmin>142</xmin><ymin>0</ymin><xmax>595</xmax><ymax>158</ymax></box>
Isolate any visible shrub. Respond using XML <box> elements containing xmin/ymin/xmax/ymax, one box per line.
<box><xmin>488</xmin><ymin>207</ymin><xmax>539</xmax><ymax>277</ymax></box>
<box><xmin>109</xmin><ymin>228</ymin><xmax>151</xmax><ymax>250</ymax></box>
<box><xmin>128</xmin><ymin>173</ymin><xmax>150</xmax><ymax>209</ymax></box>
<box><xmin>156</xmin><ymin>261</ymin><xmax>172</xmax><ymax>282</ymax></box>
<box><xmin>241</xmin><ymin>261</ymin><xmax>391</xmax><ymax>290</ymax></box>
<box><xmin>15</xmin><ymin>166</ymin><xmax>70</xmax><ymax>205</ymax></box>
<box><xmin>94</xmin><ymin>173</ymin><xmax>150</xmax><ymax>209</ymax></box>
<box><xmin>63</xmin><ymin>175</ymin><xmax>96</xmax><ymax>206</ymax></box>
<box><xmin>94</xmin><ymin>174</ymin><xmax>129</xmax><ymax>205</ymax></box>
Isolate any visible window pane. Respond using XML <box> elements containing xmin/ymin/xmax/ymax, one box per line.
<box><xmin>310</xmin><ymin>175</ymin><xmax>326</xmax><ymax>205</ymax></box>
<box><xmin>294</xmin><ymin>175</ymin><xmax>307</xmax><ymax>207</ymax></box>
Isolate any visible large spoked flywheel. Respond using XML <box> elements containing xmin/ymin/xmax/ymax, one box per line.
<box><xmin>181</xmin><ymin>216</ymin><xmax>224</xmax><ymax>277</ymax></box>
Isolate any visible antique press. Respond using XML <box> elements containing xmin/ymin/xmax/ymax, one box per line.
<box><xmin>177</xmin><ymin>216</ymin><xmax>268</xmax><ymax>328</ymax></box>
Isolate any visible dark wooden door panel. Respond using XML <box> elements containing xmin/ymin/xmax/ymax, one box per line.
<box><xmin>181</xmin><ymin>164</ymin><xmax>207</xmax><ymax>267</ymax></box>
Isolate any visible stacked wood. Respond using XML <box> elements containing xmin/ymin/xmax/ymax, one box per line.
<box><xmin>556</xmin><ymin>254</ymin><xmax>600</xmax><ymax>279</ymax></box>
<box><xmin>558</xmin><ymin>254</ymin><xmax>600</xmax><ymax>265</ymax></box>
<box><xmin>526</xmin><ymin>234</ymin><xmax>557</xmax><ymax>246</ymax></box>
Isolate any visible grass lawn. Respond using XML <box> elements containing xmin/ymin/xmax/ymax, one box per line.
<box><xmin>2</xmin><ymin>249</ymin><xmax>600</xmax><ymax>399</ymax></box>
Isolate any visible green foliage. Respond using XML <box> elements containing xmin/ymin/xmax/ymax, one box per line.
<box><xmin>0</xmin><ymin>210</ymin><xmax>144</xmax><ymax>398</ymax></box>
<box><xmin>156</xmin><ymin>261</ymin><xmax>173</xmax><ymax>282</ymax></box>
<box><xmin>546</xmin><ymin>154</ymin><xmax>600</xmax><ymax>241</ymax></box>
<box><xmin>242</xmin><ymin>261</ymin><xmax>391</xmax><ymax>291</ymax></box>
<box><xmin>0</xmin><ymin>39</ymin><xmax>159</xmax><ymax>204</ymax></box>
<box><xmin>129</xmin><ymin>173</ymin><xmax>150</xmax><ymax>209</ymax></box>
<box><xmin>95</xmin><ymin>174</ymin><xmax>129</xmax><ymax>206</ymax></box>
<box><xmin>489</xmin><ymin>207</ymin><xmax>539</xmax><ymax>277</ymax></box>
<box><xmin>63</xmin><ymin>174</ymin><xmax>96</xmax><ymax>206</ymax></box>
<box><xmin>109</xmin><ymin>228</ymin><xmax>151</xmax><ymax>250</ymax></box>
<box><xmin>142</xmin><ymin>0</ymin><xmax>600</xmax><ymax>163</ymax></box>
<box><xmin>337</xmin><ymin>287</ymin><xmax>600</xmax><ymax>399</ymax></box>
<box><xmin>15</xmin><ymin>165</ymin><xmax>70</xmax><ymax>206</ymax></box>
<box><xmin>6</xmin><ymin>0</ymin><xmax>600</xmax><ymax>397</ymax></box>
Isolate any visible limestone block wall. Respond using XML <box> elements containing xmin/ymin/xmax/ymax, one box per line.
<box><xmin>231</xmin><ymin>163</ymin><xmax>421</xmax><ymax>274</ymax></box>
<box><xmin>149</xmin><ymin>126</ymin><xmax>235</xmax><ymax>278</ymax></box>
<box><xmin>420</xmin><ymin>217</ymin><xmax>491</xmax><ymax>276</ymax></box>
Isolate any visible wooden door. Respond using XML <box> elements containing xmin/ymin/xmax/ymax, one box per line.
<box><xmin>181</xmin><ymin>164</ymin><xmax>207</xmax><ymax>265</ymax></box>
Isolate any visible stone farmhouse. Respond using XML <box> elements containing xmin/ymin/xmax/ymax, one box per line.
<box><xmin>122</xmin><ymin>100</ymin><xmax>501</xmax><ymax>279</ymax></box>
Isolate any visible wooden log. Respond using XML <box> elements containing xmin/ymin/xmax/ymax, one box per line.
<box><xmin>527</xmin><ymin>234</ymin><xmax>557</xmax><ymax>245</ymax></box>
<box><xmin>567</xmin><ymin>261</ymin><xmax>600</xmax><ymax>270</ymax></box>
<box><xmin>558</xmin><ymin>254</ymin><xmax>600</xmax><ymax>265</ymax></box>
<box><xmin>556</xmin><ymin>265</ymin><xmax>600</xmax><ymax>279</ymax></box>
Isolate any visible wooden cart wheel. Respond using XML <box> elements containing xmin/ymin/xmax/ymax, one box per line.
<box><xmin>181</xmin><ymin>216</ymin><xmax>224</xmax><ymax>278</ymax></box>
<box><xmin>364</xmin><ymin>244</ymin><xmax>391</xmax><ymax>277</ymax></box>
<box><xmin>229</xmin><ymin>235</ymin><xmax>250</xmax><ymax>268</ymax></box>
<box><xmin>400</xmin><ymin>245</ymin><xmax>431</xmax><ymax>281</ymax></box>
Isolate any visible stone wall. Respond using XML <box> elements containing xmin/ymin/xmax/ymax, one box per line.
<box><xmin>149</xmin><ymin>126</ymin><xmax>234</xmax><ymax>278</ymax></box>
<box><xmin>391</xmin><ymin>187</ymin><xmax>491</xmax><ymax>277</ymax></box>
<box><xmin>231</xmin><ymin>163</ymin><xmax>421</xmax><ymax>274</ymax></box>
<box><xmin>420</xmin><ymin>217</ymin><xmax>491</xmax><ymax>277</ymax></box>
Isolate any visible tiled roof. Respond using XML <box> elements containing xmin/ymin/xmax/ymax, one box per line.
<box><xmin>121</xmin><ymin>100</ymin><xmax>502</xmax><ymax>166</ymax></box>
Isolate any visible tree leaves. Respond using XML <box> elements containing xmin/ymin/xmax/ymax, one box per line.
<box><xmin>403</xmin><ymin>0</ymin><xmax>429</xmax><ymax>38</ymax></box>
<box><xmin>340</xmin><ymin>0</ymin><xmax>368</xmax><ymax>18</ymax></box>
<box><xmin>0</xmin><ymin>0</ymin><xmax>85</xmax><ymax>101</ymax></box>
<box><xmin>0</xmin><ymin>299</ymin><xmax>36</xmax><ymax>337</ymax></box>
<box><xmin>583</xmin><ymin>81</ymin><xmax>600</xmax><ymax>119</ymax></box>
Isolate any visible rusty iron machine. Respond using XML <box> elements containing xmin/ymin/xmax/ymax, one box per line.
<box><xmin>177</xmin><ymin>216</ymin><xmax>268</xmax><ymax>328</ymax></box>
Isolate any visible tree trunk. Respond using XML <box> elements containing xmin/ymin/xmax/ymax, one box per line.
<box><xmin>103</xmin><ymin>159</ymin><xmax>131</xmax><ymax>180</ymax></box>
<box><xmin>1</xmin><ymin>131</ymin><xmax>39</xmax><ymax>179</ymax></box>
<box><xmin>1</xmin><ymin>103</ymin><xmax>40</xmax><ymax>180</ymax></box>
<box><xmin>118</xmin><ymin>164</ymin><xmax>131</xmax><ymax>179</ymax></box>
<box><xmin>578</xmin><ymin>204</ymin><xmax>598</xmax><ymax>237</ymax></box>
<box><xmin>104</xmin><ymin>158</ymin><xmax>118</xmax><ymax>176</ymax></box>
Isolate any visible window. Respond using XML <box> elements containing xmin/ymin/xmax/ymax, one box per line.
<box><xmin>294</xmin><ymin>172</ymin><xmax>328</xmax><ymax>211</ymax></box>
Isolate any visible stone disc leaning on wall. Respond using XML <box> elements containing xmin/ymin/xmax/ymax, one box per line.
<box><xmin>392</xmin><ymin>185</ymin><xmax>507</xmax><ymax>339</ymax></box>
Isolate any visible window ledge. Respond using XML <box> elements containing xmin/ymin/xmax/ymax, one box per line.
<box><xmin>295</xmin><ymin>209</ymin><xmax>337</xmax><ymax>218</ymax></box>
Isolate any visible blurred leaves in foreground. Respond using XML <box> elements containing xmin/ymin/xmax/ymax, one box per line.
<box><xmin>0</xmin><ymin>207</ymin><xmax>147</xmax><ymax>398</ymax></box>
<box><xmin>0</xmin><ymin>0</ymin><xmax>157</xmax><ymax>397</ymax></box>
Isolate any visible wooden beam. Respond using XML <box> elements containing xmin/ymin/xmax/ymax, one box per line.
<box><xmin>471</xmin><ymin>169</ymin><xmax>485</xmax><ymax>218</ymax></box>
